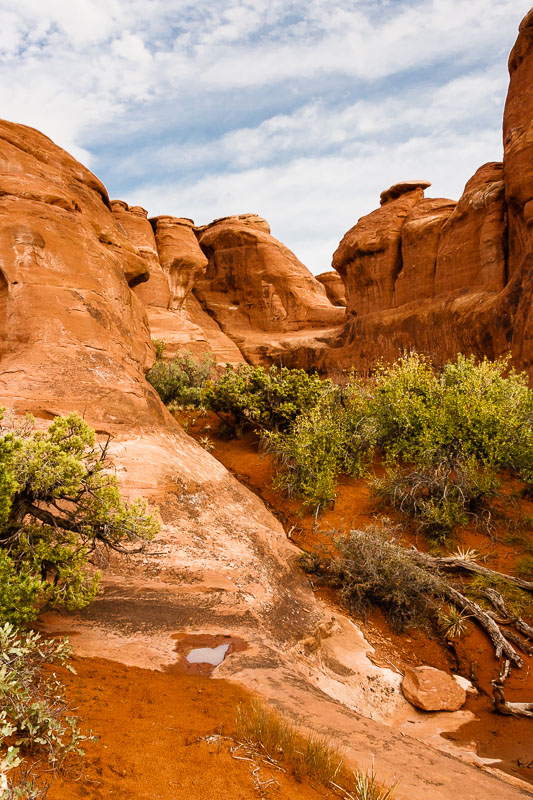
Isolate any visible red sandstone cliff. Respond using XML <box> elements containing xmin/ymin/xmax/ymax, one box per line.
<box><xmin>321</xmin><ymin>10</ymin><xmax>533</xmax><ymax>378</ymax></box>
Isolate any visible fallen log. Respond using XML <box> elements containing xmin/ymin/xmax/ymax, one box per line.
<box><xmin>492</xmin><ymin>682</ymin><xmax>533</xmax><ymax>718</ymax></box>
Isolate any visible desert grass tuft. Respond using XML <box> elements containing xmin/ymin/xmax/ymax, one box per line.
<box><xmin>353</xmin><ymin>764</ymin><xmax>397</xmax><ymax>800</ymax></box>
<box><xmin>236</xmin><ymin>701</ymin><xmax>343</xmax><ymax>786</ymax></box>
<box><xmin>235</xmin><ymin>701</ymin><xmax>397</xmax><ymax>799</ymax></box>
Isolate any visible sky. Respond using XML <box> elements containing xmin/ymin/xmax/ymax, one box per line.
<box><xmin>0</xmin><ymin>0</ymin><xmax>530</xmax><ymax>274</ymax></box>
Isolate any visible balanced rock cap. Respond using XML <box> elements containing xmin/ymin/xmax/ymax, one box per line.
<box><xmin>380</xmin><ymin>180</ymin><xmax>432</xmax><ymax>206</ymax></box>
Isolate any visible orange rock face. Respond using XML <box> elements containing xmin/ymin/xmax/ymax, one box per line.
<box><xmin>195</xmin><ymin>214</ymin><xmax>341</xmax><ymax>333</ymax></box>
<box><xmin>333</xmin><ymin>188</ymin><xmax>425</xmax><ymax>315</ymax></box>
<box><xmin>152</xmin><ymin>216</ymin><xmax>208</xmax><ymax>313</ymax></box>
<box><xmin>503</xmin><ymin>9</ymin><xmax>533</xmax><ymax>376</ymax></box>
<box><xmin>435</xmin><ymin>163</ymin><xmax>506</xmax><ymax>295</ymax></box>
<box><xmin>192</xmin><ymin>213</ymin><xmax>344</xmax><ymax>364</ymax></box>
<box><xmin>111</xmin><ymin>200</ymin><xmax>170</xmax><ymax>310</ymax></box>
<box><xmin>0</xmin><ymin>120</ymin><xmax>158</xmax><ymax>425</ymax></box>
<box><xmin>317</xmin><ymin>11</ymin><xmax>533</xmax><ymax>380</ymax></box>
<box><xmin>315</xmin><ymin>271</ymin><xmax>346</xmax><ymax>306</ymax></box>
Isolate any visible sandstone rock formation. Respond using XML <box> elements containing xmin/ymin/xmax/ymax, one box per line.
<box><xmin>380</xmin><ymin>179</ymin><xmax>432</xmax><ymax>206</ymax></box>
<box><xmin>151</xmin><ymin>216</ymin><xmax>207</xmax><ymax>314</ymax></box>
<box><xmin>401</xmin><ymin>667</ymin><xmax>466</xmax><ymax>712</ymax></box>
<box><xmin>0</xmin><ymin>120</ymin><xmax>156</xmax><ymax>426</ymax></box>
<box><xmin>313</xmin><ymin>10</ymin><xmax>533</xmax><ymax>379</ymax></box>
<box><xmin>503</xmin><ymin>8</ymin><xmax>533</xmax><ymax>377</ymax></box>
<box><xmin>193</xmin><ymin>214</ymin><xmax>344</xmax><ymax>364</ymax></box>
<box><xmin>109</xmin><ymin>200</ymin><xmax>244</xmax><ymax>365</ymax></box>
<box><xmin>333</xmin><ymin>185</ymin><xmax>428</xmax><ymax>314</ymax></box>
<box><xmin>316</xmin><ymin>270</ymin><xmax>346</xmax><ymax>306</ymax></box>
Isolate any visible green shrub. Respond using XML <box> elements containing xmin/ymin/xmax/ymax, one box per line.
<box><xmin>364</xmin><ymin>353</ymin><xmax>532</xmax><ymax>538</ymax></box>
<box><xmin>373</xmin><ymin>458</ymin><xmax>499</xmax><ymax>540</ymax></box>
<box><xmin>264</xmin><ymin>388</ymin><xmax>375</xmax><ymax>508</ymax></box>
<box><xmin>147</xmin><ymin>349</ymin><xmax>214</xmax><ymax>407</ymax></box>
<box><xmin>368</xmin><ymin>353</ymin><xmax>532</xmax><ymax>476</ymax></box>
<box><xmin>0</xmin><ymin>623</ymin><xmax>91</xmax><ymax>798</ymax></box>
<box><xmin>204</xmin><ymin>363</ymin><xmax>327</xmax><ymax>436</ymax></box>
<box><xmin>516</xmin><ymin>555</ymin><xmax>533</xmax><ymax>581</ymax></box>
<box><xmin>151</xmin><ymin>338</ymin><xmax>167</xmax><ymax>360</ymax></box>
<box><xmin>327</xmin><ymin>528</ymin><xmax>444</xmax><ymax>632</ymax></box>
<box><xmin>0</xmin><ymin>411</ymin><xmax>159</xmax><ymax>624</ymax></box>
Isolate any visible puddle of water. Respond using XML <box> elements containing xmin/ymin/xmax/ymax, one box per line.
<box><xmin>186</xmin><ymin>643</ymin><xmax>230</xmax><ymax>666</ymax></box>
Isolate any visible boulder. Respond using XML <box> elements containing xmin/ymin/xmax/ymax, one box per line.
<box><xmin>401</xmin><ymin>666</ymin><xmax>466</xmax><ymax>712</ymax></box>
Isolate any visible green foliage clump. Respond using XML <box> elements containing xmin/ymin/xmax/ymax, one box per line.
<box><xmin>260</xmin><ymin>352</ymin><xmax>533</xmax><ymax>534</ymax></box>
<box><xmin>516</xmin><ymin>555</ymin><xmax>533</xmax><ymax>581</ymax></box>
<box><xmin>469</xmin><ymin>573</ymin><xmax>533</xmax><ymax>617</ymax></box>
<box><xmin>0</xmin><ymin>623</ymin><xmax>91</xmax><ymax>799</ymax></box>
<box><xmin>203</xmin><ymin>363</ymin><xmax>327</xmax><ymax>436</ymax></box>
<box><xmin>369</xmin><ymin>353</ymin><xmax>533</xmax><ymax>537</ymax></box>
<box><xmin>373</xmin><ymin>458</ymin><xmax>499</xmax><ymax>540</ymax></box>
<box><xmin>370</xmin><ymin>353</ymin><xmax>533</xmax><ymax>474</ymax></box>
<box><xmin>326</xmin><ymin>528</ymin><xmax>444</xmax><ymax>632</ymax></box>
<box><xmin>0</xmin><ymin>412</ymin><xmax>160</xmax><ymax>625</ymax></box>
<box><xmin>264</xmin><ymin>386</ymin><xmax>375</xmax><ymax>508</ymax></box>
<box><xmin>147</xmin><ymin>348</ymin><xmax>214</xmax><ymax>407</ymax></box>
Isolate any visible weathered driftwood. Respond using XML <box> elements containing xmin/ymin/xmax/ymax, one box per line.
<box><xmin>492</xmin><ymin>682</ymin><xmax>533</xmax><ymax>718</ymax></box>
<box><xmin>480</xmin><ymin>586</ymin><xmax>533</xmax><ymax>641</ymax></box>
<box><xmin>409</xmin><ymin>548</ymin><xmax>532</xmax><ymax>667</ymax></box>
<box><xmin>427</xmin><ymin>555</ymin><xmax>533</xmax><ymax>593</ymax></box>
<box><xmin>442</xmin><ymin>585</ymin><xmax>523</xmax><ymax>667</ymax></box>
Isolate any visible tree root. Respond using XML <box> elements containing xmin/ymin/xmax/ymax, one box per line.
<box><xmin>492</xmin><ymin>682</ymin><xmax>533</xmax><ymax>718</ymax></box>
<box><xmin>426</xmin><ymin>555</ymin><xmax>533</xmax><ymax>593</ymax></box>
<box><xmin>410</xmin><ymin>548</ymin><xmax>530</xmax><ymax>668</ymax></box>
<box><xmin>442</xmin><ymin>585</ymin><xmax>523</xmax><ymax>667</ymax></box>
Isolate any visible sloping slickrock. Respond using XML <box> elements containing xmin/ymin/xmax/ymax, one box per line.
<box><xmin>315</xmin><ymin>270</ymin><xmax>346</xmax><ymax>306</ymax></box>
<box><xmin>402</xmin><ymin>667</ymin><xmax>466</xmax><ymax>712</ymax></box>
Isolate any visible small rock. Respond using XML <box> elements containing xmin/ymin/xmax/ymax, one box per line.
<box><xmin>401</xmin><ymin>666</ymin><xmax>466</xmax><ymax>712</ymax></box>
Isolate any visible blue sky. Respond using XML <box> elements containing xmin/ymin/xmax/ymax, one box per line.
<box><xmin>0</xmin><ymin>0</ymin><xmax>530</xmax><ymax>273</ymax></box>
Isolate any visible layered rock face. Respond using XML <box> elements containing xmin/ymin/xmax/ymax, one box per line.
<box><xmin>192</xmin><ymin>214</ymin><xmax>344</xmax><ymax>363</ymax></box>
<box><xmin>0</xmin><ymin>120</ymin><xmax>158</xmax><ymax>426</ymax></box>
<box><xmin>321</xmin><ymin>12</ymin><xmax>533</xmax><ymax>378</ymax></box>
<box><xmin>503</xmin><ymin>8</ymin><xmax>533</xmax><ymax>376</ymax></box>
<box><xmin>109</xmin><ymin>200</ymin><xmax>244</xmax><ymax>364</ymax></box>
